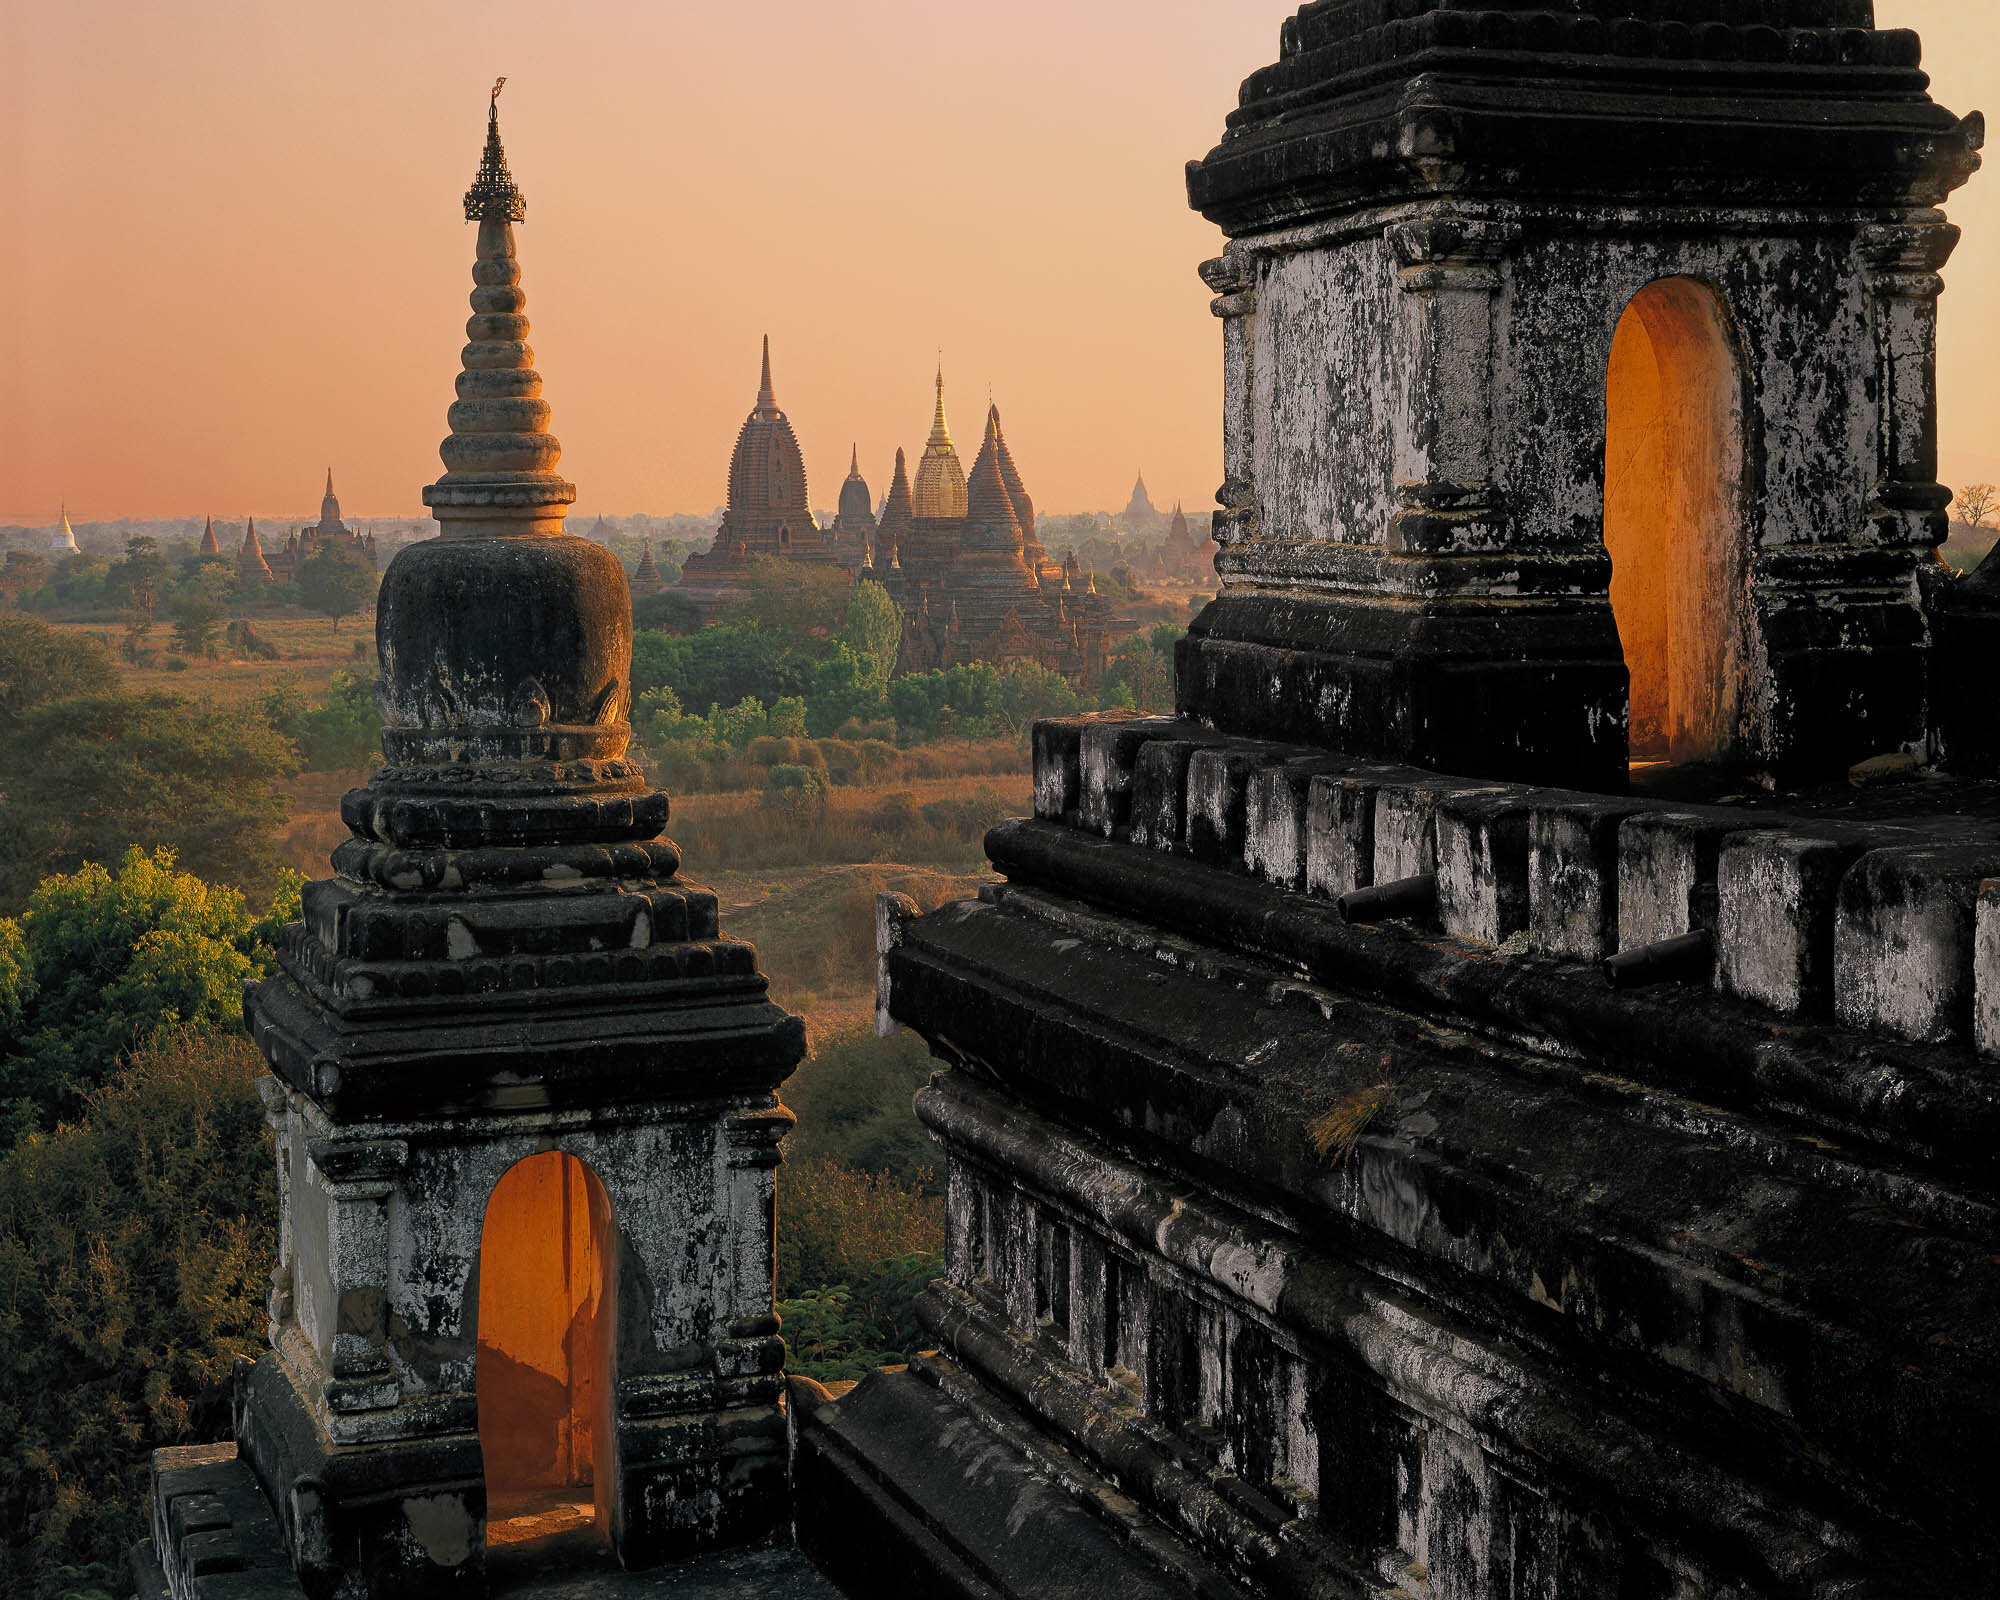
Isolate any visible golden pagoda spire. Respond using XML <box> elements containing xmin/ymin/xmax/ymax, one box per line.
<box><xmin>927</xmin><ymin>359</ymin><xmax>954</xmax><ymax>450</ymax></box>
<box><xmin>912</xmin><ymin>357</ymin><xmax>969</xmax><ymax>519</ymax></box>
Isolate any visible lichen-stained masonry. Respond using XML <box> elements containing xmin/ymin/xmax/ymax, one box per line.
<box><xmin>812</xmin><ymin>5</ymin><xmax>2000</xmax><ymax>1598</ymax></box>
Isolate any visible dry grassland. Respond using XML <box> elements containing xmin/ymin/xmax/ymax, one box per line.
<box><xmin>54</xmin><ymin>615</ymin><xmax>373</xmax><ymax>706</ymax></box>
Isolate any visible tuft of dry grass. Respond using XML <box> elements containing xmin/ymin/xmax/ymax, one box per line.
<box><xmin>1308</xmin><ymin>1082</ymin><xmax>1397</xmax><ymax>1165</ymax></box>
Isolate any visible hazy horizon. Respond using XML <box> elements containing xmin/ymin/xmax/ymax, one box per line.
<box><xmin>7</xmin><ymin>0</ymin><xmax>1997</xmax><ymax>526</ymax></box>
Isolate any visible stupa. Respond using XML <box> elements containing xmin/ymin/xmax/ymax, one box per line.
<box><xmin>142</xmin><ymin>82</ymin><xmax>803</xmax><ymax>1600</ymax></box>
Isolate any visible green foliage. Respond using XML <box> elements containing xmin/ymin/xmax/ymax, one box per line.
<box><xmin>0</xmin><ymin>615</ymin><xmax>119</xmax><ymax>733</ymax></box>
<box><xmin>721</xmin><ymin>555</ymin><xmax>851</xmax><ymax>640</ymax></box>
<box><xmin>630</xmin><ymin>622</ymin><xmax>811</xmax><ymax>711</ymax></box>
<box><xmin>776</xmin><ymin>1155</ymin><xmax>943</xmax><ymax>1296</ymax></box>
<box><xmin>761</xmin><ymin>762</ymin><xmax>830</xmax><ymax>815</ymax></box>
<box><xmin>1102</xmin><ymin>625</ymin><xmax>1180</xmax><ymax>713</ymax></box>
<box><xmin>24</xmin><ymin>556</ymin><xmax>109</xmax><ymax>617</ymax></box>
<box><xmin>886</xmin><ymin>661</ymin><xmax>1081</xmax><ymax>741</ymax></box>
<box><xmin>778</xmin><ymin>1252</ymin><xmax>942</xmax><ymax>1383</ymax></box>
<box><xmin>294</xmin><ymin>540</ymin><xmax>373</xmax><ymax>630</ymax></box>
<box><xmin>0</xmin><ymin>1028</ymin><xmax>275</xmax><ymax>1598</ymax></box>
<box><xmin>805</xmin><ymin>643</ymin><xmax>885</xmax><ymax>736</ymax></box>
<box><xmin>168</xmin><ymin>566</ymin><xmax>232</xmax><ymax>659</ymax></box>
<box><xmin>836</xmin><ymin>580</ymin><xmax>902</xmax><ymax>686</ymax></box>
<box><xmin>254</xmin><ymin>673</ymin><xmax>381</xmax><ymax>771</ymax></box>
<box><xmin>0</xmin><ymin>686</ymin><xmax>298</xmax><ymax>914</ymax></box>
<box><xmin>1</xmin><ymin>551</ymin><xmax>51</xmax><ymax>608</ymax></box>
<box><xmin>0</xmin><ymin>847</ymin><xmax>296</xmax><ymax>1144</ymax></box>
<box><xmin>632</xmin><ymin>588</ymin><xmax>700</xmax><ymax>635</ymax></box>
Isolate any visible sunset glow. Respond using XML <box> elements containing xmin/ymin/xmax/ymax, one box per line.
<box><xmin>5</xmin><ymin>0</ymin><xmax>1995</xmax><ymax>525</ymax></box>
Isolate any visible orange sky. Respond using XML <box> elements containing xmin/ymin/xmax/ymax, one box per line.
<box><xmin>3</xmin><ymin>0</ymin><xmax>1996</xmax><ymax>526</ymax></box>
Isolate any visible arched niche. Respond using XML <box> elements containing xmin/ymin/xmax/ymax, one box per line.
<box><xmin>476</xmin><ymin>1150</ymin><xmax>616</xmax><ymax>1552</ymax></box>
<box><xmin>1603</xmin><ymin>277</ymin><xmax>1751</xmax><ymax>768</ymax></box>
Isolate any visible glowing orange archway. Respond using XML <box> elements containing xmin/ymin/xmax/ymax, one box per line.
<box><xmin>476</xmin><ymin>1151</ymin><xmax>615</xmax><ymax>1546</ymax></box>
<box><xmin>1604</xmin><ymin>278</ymin><xmax>1749</xmax><ymax>766</ymax></box>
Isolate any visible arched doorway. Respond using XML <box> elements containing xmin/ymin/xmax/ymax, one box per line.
<box><xmin>1603</xmin><ymin>278</ymin><xmax>1749</xmax><ymax>767</ymax></box>
<box><xmin>476</xmin><ymin>1151</ymin><xmax>616</xmax><ymax>1553</ymax></box>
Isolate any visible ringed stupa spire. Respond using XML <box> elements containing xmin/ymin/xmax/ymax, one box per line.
<box><xmin>200</xmin><ymin>515</ymin><xmax>221</xmax><ymax>556</ymax></box>
<box><xmin>424</xmin><ymin>76</ymin><xmax>574</xmax><ymax>540</ymax></box>
<box><xmin>51</xmin><ymin>503</ymin><xmax>79</xmax><ymax>556</ymax></box>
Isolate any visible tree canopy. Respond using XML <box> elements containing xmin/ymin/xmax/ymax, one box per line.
<box><xmin>0</xmin><ymin>847</ymin><xmax>297</xmax><ymax>1144</ymax></box>
<box><xmin>295</xmin><ymin>540</ymin><xmax>373</xmax><ymax>630</ymax></box>
<box><xmin>0</xmin><ymin>613</ymin><xmax>119</xmax><ymax>732</ymax></box>
<box><xmin>0</xmin><ymin>687</ymin><xmax>297</xmax><ymax>914</ymax></box>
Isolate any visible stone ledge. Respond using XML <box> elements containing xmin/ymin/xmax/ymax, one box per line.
<box><xmin>142</xmin><ymin>1443</ymin><xmax>307</xmax><ymax>1600</ymax></box>
<box><xmin>795</xmin><ymin>1361</ymin><xmax>1247</xmax><ymax>1600</ymax></box>
<box><xmin>1029</xmin><ymin>715</ymin><xmax>2000</xmax><ymax>1051</ymax></box>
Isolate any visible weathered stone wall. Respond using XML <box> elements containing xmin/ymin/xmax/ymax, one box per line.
<box><xmin>866</xmin><ymin>711</ymin><xmax>2000</xmax><ymax>1597</ymax></box>
<box><xmin>1196</xmin><ymin>201</ymin><xmax>1952</xmax><ymax>781</ymax></box>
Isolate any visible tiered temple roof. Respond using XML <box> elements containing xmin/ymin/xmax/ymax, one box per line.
<box><xmin>629</xmin><ymin>538</ymin><xmax>667</xmax><ymax>598</ymax></box>
<box><xmin>238</xmin><ymin>516</ymin><xmax>272</xmax><ymax>581</ymax></box>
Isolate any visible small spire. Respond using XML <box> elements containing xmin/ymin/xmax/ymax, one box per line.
<box><xmin>927</xmin><ymin>361</ymin><xmax>954</xmax><ymax>449</ymax></box>
<box><xmin>755</xmin><ymin>335</ymin><xmax>779</xmax><ymax>419</ymax></box>
<box><xmin>325</xmin><ymin>467</ymin><xmax>335</xmax><ymax>497</ymax></box>
<box><xmin>463</xmin><ymin>77</ymin><xmax>525</xmax><ymax>223</ymax></box>
<box><xmin>426</xmin><ymin>84</ymin><xmax>573</xmax><ymax>537</ymax></box>
<box><xmin>849</xmin><ymin>442</ymin><xmax>861</xmax><ymax>478</ymax></box>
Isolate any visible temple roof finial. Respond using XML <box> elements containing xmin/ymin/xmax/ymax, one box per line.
<box><xmin>425</xmin><ymin>82</ymin><xmax>574</xmax><ymax>537</ymax></box>
<box><xmin>463</xmin><ymin>76</ymin><xmax>525</xmax><ymax>223</ymax></box>
<box><xmin>756</xmin><ymin>335</ymin><xmax>779</xmax><ymax>418</ymax></box>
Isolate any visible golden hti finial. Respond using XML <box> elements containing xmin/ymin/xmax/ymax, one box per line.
<box><xmin>465</xmin><ymin>78</ymin><xmax>525</xmax><ymax>223</ymax></box>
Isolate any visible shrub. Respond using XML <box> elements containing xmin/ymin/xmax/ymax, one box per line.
<box><xmin>778</xmin><ymin>1252</ymin><xmax>942</xmax><ymax>1384</ymax></box>
<box><xmin>776</xmin><ymin>1156</ymin><xmax>942</xmax><ymax>1296</ymax></box>
<box><xmin>0</xmin><ymin>1028</ymin><xmax>275</xmax><ymax>1599</ymax></box>
<box><xmin>761</xmin><ymin>763</ymin><xmax>830</xmax><ymax>815</ymax></box>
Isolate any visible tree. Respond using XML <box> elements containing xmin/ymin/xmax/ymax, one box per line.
<box><xmin>0</xmin><ymin>613</ymin><xmax>119</xmax><ymax>732</ymax></box>
<box><xmin>253</xmin><ymin>672</ymin><xmax>381</xmax><ymax>771</ymax></box>
<box><xmin>836</xmin><ymin>580</ymin><xmax>903</xmax><ymax>686</ymax></box>
<box><xmin>805</xmin><ymin>644</ymin><xmax>886</xmax><ymax>736</ymax></box>
<box><xmin>169</xmin><ymin>566</ymin><xmax>232</xmax><ymax>659</ymax></box>
<box><xmin>0</xmin><ymin>689</ymin><xmax>298</xmax><ymax>913</ymax></box>
<box><xmin>111</xmin><ymin>536</ymin><xmax>167</xmax><ymax>660</ymax></box>
<box><xmin>633</xmin><ymin>588</ymin><xmax>701</xmax><ymax>635</ymax></box>
<box><xmin>0</xmin><ymin>1027</ymin><xmax>275</xmax><ymax>1594</ymax></box>
<box><xmin>0</xmin><ymin>551</ymin><xmax>49</xmax><ymax>608</ymax></box>
<box><xmin>0</xmin><ymin>847</ymin><xmax>297</xmax><ymax>1143</ymax></box>
<box><xmin>295</xmin><ymin>540</ymin><xmax>373</xmax><ymax>631</ymax></box>
<box><xmin>1955</xmin><ymin>483</ymin><xmax>1997</xmax><ymax>528</ymax></box>
<box><xmin>722</xmin><ymin>555</ymin><xmax>851</xmax><ymax>640</ymax></box>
